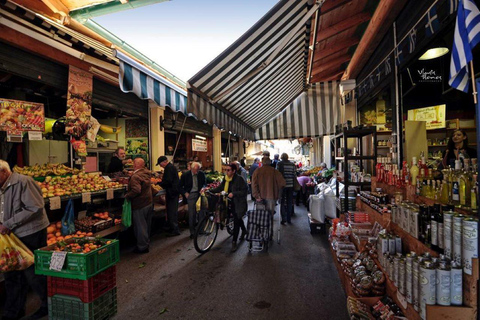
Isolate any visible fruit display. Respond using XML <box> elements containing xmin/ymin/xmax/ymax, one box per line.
<box><xmin>304</xmin><ymin>166</ymin><xmax>322</xmax><ymax>176</ymax></box>
<box><xmin>13</xmin><ymin>163</ymin><xmax>81</xmax><ymax>178</ymax></box>
<box><xmin>48</xmin><ymin>238</ymin><xmax>113</xmax><ymax>254</ymax></box>
<box><xmin>47</xmin><ymin>221</ymin><xmax>85</xmax><ymax>245</ymax></box>
<box><xmin>36</xmin><ymin>172</ymin><xmax>123</xmax><ymax>198</ymax></box>
<box><xmin>151</xmin><ymin>177</ymin><xmax>162</xmax><ymax>185</ymax></box>
<box><xmin>201</xmin><ymin>182</ymin><xmax>221</xmax><ymax>193</ymax></box>
<box><xmin>205</xmin><ymin>171</ymin><xmax>224</xmax><ymax>183</ymax></box>
<box><xmin>151</xmin><ymin>184</ymin><xmax>163</xmax><ymax>193</ymax></box>
<box><xmin>75</xmin><ymin>216</ymin><xmax>113</xmax><ymax>233</ymax></box>
<box><xmin>93</xmin><ymin>212</ymin><xmax>111</xmax><ymax>220</ymax></box>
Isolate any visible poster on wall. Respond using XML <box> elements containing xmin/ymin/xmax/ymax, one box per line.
<box><xmin>126</xmin><ymin>137</ymin><xmax>149</xmax><ymax>164</ymax></box>
<box><xmin>407</xmin><ymin>104</ymin><xmax>446</xmax><ymax>130</ymax></box>
<box><xmin>192</xmin><ymin>138</ymin><xmax>207</xmax><ymax>152</ymax></box>
<box><xmin>65</xmin><ymin>66</ymin><xmax>92</xmax><ymax>138</ymax></box>
<box><xmin>0</xmin><ymin>99</ymin><xmax>44</xmax><ymax>132</ymax></box>
<box><xmin>125</xmin><ymin>119</ymin><xmax>148</xmax><ymax>138</ymax></box>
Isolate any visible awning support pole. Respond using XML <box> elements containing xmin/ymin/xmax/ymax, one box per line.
<box><xmin>173</xmin><ymin>115</ymin><xmax>187</xmax><ymax>158</ymax></box>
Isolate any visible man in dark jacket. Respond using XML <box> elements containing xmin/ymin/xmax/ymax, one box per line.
<box><xmin>179</xmin><ymin>162</ymin><xmax>206</xmax><ymax>238</ymax></box>
<box><xmin>158</xmin><ymin>156</ymin><xmax>181</xmax><ymax>236</ymax></box>
<box><xmin>125</xmin><ymin>158</ymin><xmax>152</xmax><ymax>254</ymax></box>
<box><xmin>249</xmin><ymin>158</ymin><xmax>260</xmax><ymax>177</ymax></box>
<box><xmin>0</xmin><ymin>159</ymin><xmax>49</xmax><ymax>320</ymax></box>
<box><xmin>276</xmin><ymin>153</ymin><xmax>296</xmax><ymax>225</ymax></box>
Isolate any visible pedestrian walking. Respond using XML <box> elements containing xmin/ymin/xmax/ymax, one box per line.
<box><xmin>125</xmin><ymin>158</ymin><xmax>153</xmax><ymax>254</ymax></box>
<box><xmin>157</xmin><ymin>156</ymin><xmax>181</xmax><ymax>236</ymax></box>
<box><xmin>179</xmin><ymin>162</ymin><xmax>206</xmax><ymax>239</ymax></box>
<box><xmin>251</xmin><ymin>156</ymin><xmax>286</xmax><ymax>214</ymax></box>
<box><xmin>249</xmin><ymin>158</ymin><xmax>260</xmax><ymax>177</ymax></box>
<box><xmin>276</xmin><ymin>153</ymin><xmax>296</xmax><ymax>224</ymax></box>
<box><xmin>210</xmin><ymin>163</ymin><xmax>248</xmax><ymax>252</ymax></box>
<box><xmin>0</xmin><ymin>160</ymin><xmax>50</xmax><ymax>320</ymax></box>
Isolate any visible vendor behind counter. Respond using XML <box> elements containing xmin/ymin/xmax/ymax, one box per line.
<box><xmin>440</xmin><ymin>129</ymin><xmax>477</xmax><ymax>169</ymax></box>
<box><xmin>107</xmin><ymin>147</ymin><xmax>133</xmax><ymax>177</ymax></box>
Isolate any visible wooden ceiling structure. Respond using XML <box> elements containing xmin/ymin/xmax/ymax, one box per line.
<box><xmin>308</xmin><ymin>0</ymin><xmax>408</xmax><ymax>84</ymax></box>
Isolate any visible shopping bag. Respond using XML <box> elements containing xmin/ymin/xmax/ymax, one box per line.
<box><xmin>61</xmin><ymin>199</ymin><xmax>76</xmax><ymax>236</ymax></box>
<box><xmin>0</xmin><ymin>233</ymin><xmax>34</xmax><ymax>272</ymax></box>
<box><xmin>122</xmin><ymin>198</ymin><xmax>132</xmax><ymax>228</ymax></box>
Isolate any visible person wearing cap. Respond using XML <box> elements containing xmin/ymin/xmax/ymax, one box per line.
<box><xmin>251</xmin><ymin>156</ymin><xmax>286</xmax><ymax>213</ymax></box>
<box><xmin>179</xmin><ymin>162</ymin><xmax>206</xmax><ymax>239</ymax></box>
<box><xmin>157</xmin><ymin>156</ymin><xmax>181</xmax><ymax>236</ymax></box>
<box><xmin>276</xmin><ymin>153</ymin><xmax>296</xmax><ymax>225</ymax></box>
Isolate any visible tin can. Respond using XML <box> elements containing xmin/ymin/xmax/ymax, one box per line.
<box><xmin>402</xmin><ymin>203</ymin><xmax>410</xmax><ymax>231</ymax></box>
<box><xmin>453</xmin><ymin>214</ymin><xmax>464</xmax><ymax>266</ymax></box>
<box><xmin>406</xmin><ymin>252</ymin><xmax>416</xmax><ymax>304</ymax></box>
<box><xmin>413</xmin><ymin>256</ymin><xmax>425</xmax><ymax>311</ymax></box>
<box><xmin>393</xmin><ymin>253</ymin><xmax>401</xmax><ymax>287</ymax></box>
<box><xmin>410</xmin><ymin>206</ymin><xmax>420</xmax><ymax>239</ymax></box>
<box><xmin>387</xmin><ymin>256</ymin><xmax>394</xmax><ymax>280</ymax></box>
<box><xmin>391</xmin><ymin>205</ymin><xmax>398</xmax><ymax>224</ymax></box>
<box><xmin>399</xmin><ymin>256</ymin><xmax>406</xmax><ymax>295</ymax></box>
<box><xmin>395</xmin><ymin>235</ymin><xmax>402</xmax><ymax>254</ymax></box>
<box><xmin>431</xmin><ymin>217</ymin><xmax>438</xmax><ymax>247</ymax></box>
<box><xmin>438</xmin><ymin>215</ymin><xmax>444</xmax><ymax>251</ymax></box>
<box><xmin>420</xmin><ymin>260</ymin><xmax>436</xmax><ymax>320</ymax></box>
<box><xmin>394</xmin><ymin>192</ymin><xmax>403</xmax><ymax>206</ymax></box>
<box><xmin>380</xmin><ymin>234</ymin><xmax>389</xmax><ymax>264</ymax></box>
<box><xmin>451</xmin><ymin>262</ymin><xmax>463</xmax><ymax>306</ymax></box>
<box><xmin>462</xmin><ymin>217</ymin><xmax>479</xmax><ymax>275</ymax></box>
<box><xmin>389</xmin><ymin>236</ymin><xmax>396</xmax><ymax>255</ymax></box>
<box><xmin>444</xmin><ymin>211</ymin><xmax>454</xmax><ymax>259</ymax></box>
<box><xmin>436</xmin><ymin>260</ymin><xmax>451</xmax><ymax>306</ymax></box>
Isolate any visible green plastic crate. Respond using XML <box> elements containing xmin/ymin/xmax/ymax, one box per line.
<box><xmin>35</xmin><ymin>239</ymin><xmax>119</xmax><ymax>280</ymax></box>
<box><xmin>48</xmin><ymin>287</ymin><xmax>117</xmax><ymax>320</ymax></box>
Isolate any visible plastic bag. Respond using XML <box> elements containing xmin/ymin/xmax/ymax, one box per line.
<box><xmin>61</xmin><ymin>199</ymin><xmax>76</xmax><ymax>236</ymax></box>
<box><xmin>0</xmin><ymin>233</ymin><xmax>34</xmax><ymax>272</ymax></box>
<box><xmin>122</xmin><ymin>198</ymin><xmax>132</xmax><ymax>228</ymax></box>
<box><xmin>196</xmin><ymin>194</ymin><xmax>209</xmax><ymax>212</ymax></box>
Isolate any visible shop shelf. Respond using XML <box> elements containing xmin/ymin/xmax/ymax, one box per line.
<box><xmin>48</xmin><ymin>266</ymin><xmax>116</xmax><ymax>303</ymax></box>
<box><xmin>48</xmin><ymin>287</ymin><xmax>117</xmax><ymax>320</ymax></box>
<box><xmin>35</xmin><ymin>239</ymin><xmax>120</xmax><ymax>280</ymax></box>
<box><xmin>43</xmin><ymin>187</ymin><xmax>126</xmax><ymax>204</ymax></box>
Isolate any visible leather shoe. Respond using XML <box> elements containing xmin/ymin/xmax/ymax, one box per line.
<box><xmin>133</xmin><ymin>247</ymin><xmax>149</xmax><ymax>254</ymax></box>
<box><xmin>231</xmin><ymin>242</ymin><xmax>238</xmax><ymax>252</ymax></box>
<box><xmin>239</xmin><ymin>233</ymin><xmax>246</xmax><ymax>241</ymax></box>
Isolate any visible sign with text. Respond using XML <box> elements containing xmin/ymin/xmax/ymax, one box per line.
<box><xmin>82</xmin><ymin>192</ymin><xmax>91</xmax><ymax>203</ymax></box>
<box><xmin>49</xmin><ymin>251</ymin><xmax>67</xmax><ymax>271</ymax></box>
<box><xmin>407</xmin><ymin>104</ymin><xmax>446</xmax><ymax>130</ymax></box>
<box><xmin>28</xmin><ymin>131</ymin><xmax>43</xmax><ymax>140</ymax></box>
<box><xmin>0</xmin><ymin>99</ymin><xmax>44</xmax><ymax>132</ymax></box>
<box><xmin>49</xmin><ymin>196</ymin><xmax>61</xmax><ymax>211</ymax></box>
<box><xmin>192</xmin><ymin>139</ymin><xmax>207</xmax><ymax>152</ymax></box>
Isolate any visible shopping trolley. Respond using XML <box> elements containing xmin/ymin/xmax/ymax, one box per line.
<box><xmin>246</xmin><ymin>200</ymin><xmax>280</xmax><ymax>252</ymax></box>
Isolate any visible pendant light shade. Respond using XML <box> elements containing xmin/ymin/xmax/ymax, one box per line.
<box><xmin>418</xmin><ymin>47</ymin><xmax>449</xmax><ymax>60</ymax></box>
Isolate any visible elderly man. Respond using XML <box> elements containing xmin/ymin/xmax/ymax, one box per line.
<box><xmin>252</xmin><ymin>156</ymin><xmax>286</xmax><ymax>213</ymax></box>
<box><xmin>125</xmin><ymin>158</ymin><xmax>152</xmax><ymax>254</ymax></box>
<box><xmin>179</xmin><ymin>162</ymin><xmax>206</xmax><ymax>239</ymax></box>
<box><xmin>107</xmin><ymin>147</ymin><xmax>132</xmax><ymax>176</ymax></box>
<box><xmin>0</xmin><ymin>160</ymin><xmax>50</xmax><ymax>320</ymax></box>
<box><xmin>276</xmin><ymin>153</ymin><xmax>296</xmax><ymax>225</ymax></box>
<box><xmin>158</xmin><ymin>156</ymin><xmax>181</xmax><ymax>236</ymax></box>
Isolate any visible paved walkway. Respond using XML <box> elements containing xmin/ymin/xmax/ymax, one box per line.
<box><xmin>114</xmin><ymin>201</ymin><xmax>348</xmax><ymax>319</ymax></box>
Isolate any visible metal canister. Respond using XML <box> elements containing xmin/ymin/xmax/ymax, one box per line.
<box><xmin>394</xmin><ymin>191</ymin><xmax>403</xmax><ymax>206</ymax></box>
<box><xmin>380</xmin><ymin>234</ymin><xmax>389</xmax><ymax>265</ymax></box>
<box><xmin>389</xmin><ymin>235</ymin><xmax>396</xmax><ymax>255</ymax></box>
<box><xmin>395</xmin><ymin>235</ymin><xmax>402</xmax><ymax>254</ymax></box>
<box><xmin>391</xmin><ymin>205</ymin><xmax>398</xmax><ymax>224</ymax></box>
<box><xmin>443</xmin><ymin>211</ymin><xmax>454</xmax><ymax>259</ymax></box>
<box><xmin>383</xmin><ymin>252</ymin><xmax>390</xmax><ymax>274</ymax></box>
<box><xmin>409</xmin><ymin>206</ymin><xmax>419</xmax><ymax>239</ymax></box>
<box><xmin>413</xmin><ymin>256</ymin><xmax>424</xmax><ymax>311</ymax></box>
<box><xmin>462</xmin><ymin>217</ymin><xmax>479</xmax><ymax>275</ymax></box>
<box><xmin>453</xmin><ymin>214</ymin><xmax>464</xmax><ymax>266</ymax></box>
<box><xmin>393</xmin><ymin>253</ymin><xmax>401</xmax><ymax>287</ymax></box>
<box><xmin>399</xmin><ymin>256</ymin><xmax>406</xmax><ymax>295</ymax></box>
<box><xmin>451</xmin><ymin>262</ymin><xmax>463</xmax><ymax>305</ymax></box>
<box><xmin>402</xmin><ymin>202</ymin><xmax>410</xmax><ymax>231</ymax></box>
<box><xmin>420</xmin><ymin>260</ymin><xmax>436</xmax><ymax>320</ymax></box>
<box><xmin>387</xmin><ymin>255</ymin><xmax>394</xmax><ymax>280</ymax></box>
<box><xmin>438</xmin><ymin>213</ymin><xmax>444</xmax><ymax>251</ymax></box>
<box><xmin>406</xmin><ymin>252</ymin><xmax>417</xmax><ymax>304</ymax></box>
<box><xmin>436</xmin><ymin>260</ymin><xmax>451</xmax><ymax>306</ymax></box>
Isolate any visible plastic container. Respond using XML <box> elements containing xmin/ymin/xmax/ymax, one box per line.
<box><xmin>48</xmin><ymin>287</ymin><xmax>117</xmax><ymax>320</ymax></box>
<box><xmin>35</xmin><ymin>239</ymin><xmax>119</xmax><ymax>280</ymax></box>
<box><xmin>48</xmin><ymin>266</ymin><xmax>116</xmax><ymax>303</ymax></box>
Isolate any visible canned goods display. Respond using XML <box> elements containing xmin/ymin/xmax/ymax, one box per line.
<box><xmin>399</xmin><ymin>257</ymin><xmax>406</xmax><ymax>295</ymax></box>
<box><xmin>395</xmin><ymin>236</ymin><xmax>402</xmax><ymax>254</ymax></box>
<box><xmin>393</xmin><ymin>254</ymin><xmax>401</xmax><ymax>287</ymax></box>
<box><xmin>443</xmin><ymin>211</ymin><xmax>454</xmax><ymax>259</ymax></box>
<box><xmin>420</xmin><ymin>260</ymin><xmax>436</xmax><ymax>320</ymax></box>
<box><xmin>451</xmin><ymin>262</ymin><xmax>463</xmax><ymax>306</ymax></box>
<box><xmin>436</xmin><ymin>261</ymin><xmax>451</xmax><ymax>306</ymax></box>
<box><xmin>452</xmin><ymin>214</ymin><xmax>464</xmax><ymax>266</ymax></box>
<box><xmin>406</xmin><ymin>252</ymin><xmax>416</xmax><ymax>304</ymax></box>
<box><xmin>409</xmin><ymin>207</ymin><xmax>419</xmax><ymax>239</ymax></box>
<box><xmin>389</xmin><ymin>236</ymin><xmax>396</xmax><ymax>255</ymax></box>
<box><xmin>438</xmin><ymin>217</ymin><xmax>444</xmax><ymax>251</ymax></box>
<box><xmin>462</xmin><ymin>217</ymin><xmax>479</xmax><ymax>275</ymax></box>
<box><xmin>413</xmin><ymin>256</ymin><xmax>423</xmax><ymax>312</ymax></box>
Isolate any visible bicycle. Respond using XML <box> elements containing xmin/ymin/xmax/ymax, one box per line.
<box><xmin>193</xmin><ymin>191</ymin><xmax>235</xmax><ymax>254</ymax></box>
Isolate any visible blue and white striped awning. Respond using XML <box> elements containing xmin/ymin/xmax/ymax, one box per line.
<box><xmin>188</xmin><ymin>0</ymin><xmax>322</xmax><ymax>140</ymax></box>
<box><xmin>115</xmin><ymin>50</ymin><xmax>188</xmax><ymax>114</ymax></box>
<box><xmin>255</xmin><ymin>81</ymin><xmax>342</xmax><ymax>140</ymax></box>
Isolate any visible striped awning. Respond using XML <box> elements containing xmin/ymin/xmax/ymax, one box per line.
<box><xmin>255</xmin><ymin>81</ymin><xmax>342</xmax><ymax>140</ymax></box>
<box><xmin>187</xmin><ymin>0</ymin><xmax>322</xmax><ymax>140</ymax></box>
<box><xmin>115</xmin><ymin>50</ymin><xmax>188</xmax><ymax>114</ymax></box>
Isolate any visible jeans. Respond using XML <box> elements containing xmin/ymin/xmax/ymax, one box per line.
<box><xmin>166</xmin><ymin>195</ymin><xmax>180</xmax><ymax>233</ymax></box>
<box><xmin>281</xmin><ymin>187</ymin><xmax>293</xmax><ymax>222</ymax></box>
<box><xmin>187</xmin><ymin>192</ymin><xmax>200</xmax><ymax>236</ymax></box>
<box><xmin>132</xmin><ymin>204</ymin><xmax>153</xmax><ymax>251</ymax></box>
<box><xmin>3</xmin><ymin>229</ymin><xmax>48</xmax><ymax>318</ymax></box>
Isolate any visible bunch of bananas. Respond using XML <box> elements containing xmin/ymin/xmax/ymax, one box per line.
<box><xmin>13</xmin><ymin>163</ymin><xmax>81</xmax><ymax>178</ymax></box>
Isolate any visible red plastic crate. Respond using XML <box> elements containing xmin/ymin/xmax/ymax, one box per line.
<box><xmin>47</xmin><ymin>266</ymin><xmax>116</xmax><ymax>303</ymax></box>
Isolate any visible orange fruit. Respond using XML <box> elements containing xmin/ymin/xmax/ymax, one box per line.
<box><xmin>55</xmin><ymin>232</ymin><xmax>61</xmax><ymax>237</ymax></box>
<box><xmin>86</xmin><ymin>232</ymin><xmax>93</xmax><ymax>236</ymax></box>
<box><xmin>47</xmin><ymin>234</ymin><xmax>55</xmax><ymax>240</ymax></box>
<box><xmin>56</xmin><ymin>222</ymin><xmax>62</xmax><ymax>229</ymax></box>
<box><xmin>47</xmin><ymin>226</ymin><xmax>56</xmax><ymax>234</ymax></box>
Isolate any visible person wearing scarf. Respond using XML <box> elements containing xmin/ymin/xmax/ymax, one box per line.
<box><xmin>210</xmin><ymin>163</ymin><xmax>248</xmax><ymax>252</ymax></box>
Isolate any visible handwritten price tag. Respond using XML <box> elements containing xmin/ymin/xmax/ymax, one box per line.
<box><xmin>49</xmin><ymin>196</ymin><xmax>61</xmax><ymax>210</ymax></box>
<box><xmin>49</xmin><ymin>251</ymin><xmax>67</xmax><ymax>271</ymax></box>
<box><xmin>106</xmin><ymin>188</ymin><xmax>114</xmax><ymax>200</ymax></box>
<box><xmin>396</xmin><ymin>290</ymin><xmax>408</xmax><ymax>309</ymax></box>
<box><xmin>82</xmin><ymin>192</ymin><xmax>91</xmax><ymax>203</ymax></box>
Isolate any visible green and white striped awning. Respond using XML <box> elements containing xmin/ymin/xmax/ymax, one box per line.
<box><xmin>115</xmin><ymin>50</ymin><xmax>188</xmax><ymax>114</ymax></box>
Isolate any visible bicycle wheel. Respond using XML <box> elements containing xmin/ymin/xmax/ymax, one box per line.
<box><xmin>225</xmin><ymin>215</ymin><xmax>235</xmax><ymax>235</ymax></box>
<box><xmin>194</xmin><ymin>214</ymin><xmax>218</xmax><ymax>254</ymax></box>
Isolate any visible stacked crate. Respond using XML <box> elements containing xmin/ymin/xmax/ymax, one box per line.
<box><xmin>34</xmin><ymin>239</ymin><xmax>120</xmax><ymax>320</ymax></box>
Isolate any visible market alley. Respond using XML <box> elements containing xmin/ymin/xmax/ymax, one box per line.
<box><xmin>113</xmin><ymin>202</ymin><xmax>348</xmax><ymax>320</ymax></box>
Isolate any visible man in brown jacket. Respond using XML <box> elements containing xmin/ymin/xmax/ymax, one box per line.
<box><xmin>252</xmin><ymin>156</ymin><xmax>286</xmax><ymax>214</ymax></box>
<box><xmin>125</xmin><ymin>158</ymin><xmax>152</xmax><ymax>254</ymax></box>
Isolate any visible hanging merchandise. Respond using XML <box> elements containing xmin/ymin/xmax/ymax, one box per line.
<box><xmin>61</xmin><ymin>199</ymin><xmax>76</xmax><ymax>236</ymax></box>
<box><xmin>65</xmin><ymin>66</ymin><xmax>93</xmax><ymax>138</ymax></box>
<box><xmin>122</xmin><ymin>198</ymin><xmax>132</xmax><ymax>228</ymax></box>
<box><xmin>70</xmin><ymin>138</ymin><xmax>87</xmax><ymax>157</ymax></box>
<box><xmin>86</xmin><ymin>116</ymin><xmax>101</xmax><ymax>142</ymax></box>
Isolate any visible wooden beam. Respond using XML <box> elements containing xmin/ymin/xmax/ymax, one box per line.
<box><xmin>311</xmin><ymin>64</ymin><xmax>346</xmax><ymax>81</ymax></box>
<box><xmin>316</xmin><ymin>11</ymin><xmax>371</xmax><ymax>43</ymax></box>
<box><xmin>311</xmin><ymin>71</ymin><xmax>345</xmax><ymax>83</ymax></box>
<box><xmin>323</xmin><ymin>72</ymin><xmax>347</xmax><ymax>82</ymax></box>
<box><xmin>320</xmin><ymin>0</ymin><xmax>353</xmax><ymax>15</ymax></box>
<box><xmin>314</xmin><ymin>36</ymin><xmax>360</xmax><ymax>62</ymax></box>
<box><xmin>12</xmin><ymin>0</ymin><xmax>61</xmax><ymax>20</ymax></box>
<box><xmin>342</xmin><ymin>0</ymin><xmax>409</xmax><ymax>80</ymax></box>
<box><xmin>41</xmin><ymin>0</ymin><xmax>69</xmax><ymax>16</ymax></box>
<box><xmin>312</xmin><ymin>53</ymin><xmax>351</xmax><ymax>74</ymax></box>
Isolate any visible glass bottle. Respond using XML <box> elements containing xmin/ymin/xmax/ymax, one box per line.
<box><xmin>417</xmin><ymin>168</ymin><xmax>425</xmax><ymax>196</ymax></box>
<box><xmin>452</xmin><ymin>160</ymin><xmax>461</xmax><ymax>207</ymax></box>
<box><xmin>459</xmin><ymin>159</ymin><xmax>471</xmax><ymax>209</ymax></box>
<box><xmin>410</xmin><ymin>157</ymin><xmax>419</xmax><ymax>186</ymax></box>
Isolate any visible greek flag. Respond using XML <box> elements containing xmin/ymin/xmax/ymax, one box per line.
<box><xmin>449</xmin><ymin>0</ymin><xmax>480</xmax><ymax>92</ymax></box>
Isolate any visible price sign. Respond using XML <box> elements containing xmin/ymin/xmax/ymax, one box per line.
<box><xmin>106</xmin><ymin>188</ymin><xmax>114</xmax><ymax>200</ymax></box>
<box><xmin>49</xmin><ymin>196</ymin><xmax>61</xmax><ymax>210</ymax></box>
<box><xmin>77</xmin><ymin>210</ymin><xmax>87</xmax><ymax>220</ymax></box>
<box><xmin>102</xmin><ymin>176</ymin><xmax>111</xmax><ymax>182</ymax></box>
<box><xmin>49</xmin><ymin>251</ymin><xmax>67</xmax><ymax>271</ymax></box>
<box><xmin>28</xmin><ymin>131</ymin><xmax>42</xmax><ymax>140</ymax></box>
<box><xmin>396</xmin><ymin>290</ymin><xmax>408</xmax><ymax>309</ymax></box>
<box><xmin>82</xmin><ymin>192</ymin><xmax>91</xmax><ymax>203</ymax></box>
